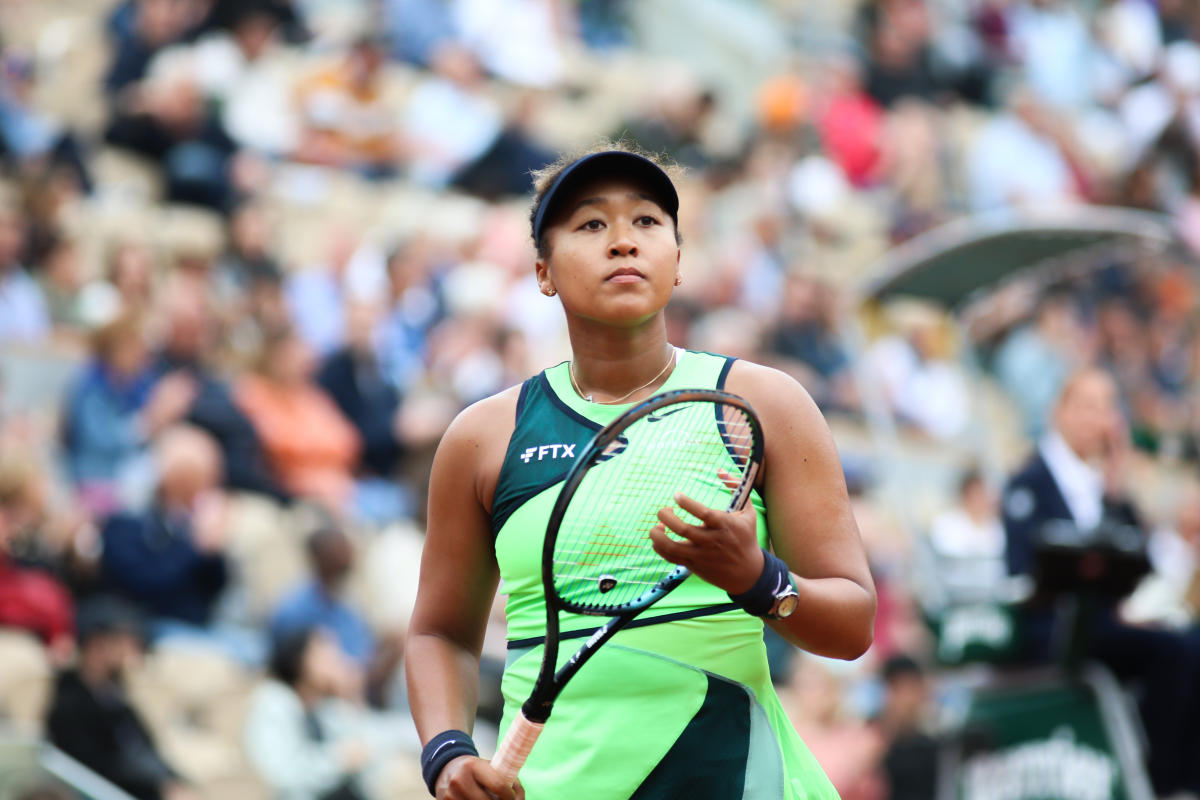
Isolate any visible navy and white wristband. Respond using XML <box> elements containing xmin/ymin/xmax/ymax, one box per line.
<box><xmin>421</xmin><ymin>729</ymin><xmax>479</xmax><ymax>796</ymax></box>
<box><xmin>727</xmin><ymin>548</ymin><xmax>792</xmax><ymax>617</ymax></box>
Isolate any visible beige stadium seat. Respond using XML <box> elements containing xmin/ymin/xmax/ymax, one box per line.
<box><xmin>222</xmin><ymin>493</ymin><xmax>309</xmax><ymax>623</ymax></box>
<box><xmin>91</xmin><ymin>147</ymin><xmax>166</xmax><ymax>206</ymax></box>
<box><xmin>31</xmin><ymin>13</ymin><xmax>110</xmax><ymax>135</ymax></box>
<box><xmin>127</xmin><ymin>645</ymin><xmax>265</xmax><ymax>798</ymax></box>
<box><xmin>0</xmin><ymin>630</ymin><xmax>53</xmax><ymax>736</ymax></box>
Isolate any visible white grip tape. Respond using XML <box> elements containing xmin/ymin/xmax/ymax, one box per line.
<box><xmin>491</xmin><ymin>714</ymin><xmax>544</xmax><ymax>785</ymax></box>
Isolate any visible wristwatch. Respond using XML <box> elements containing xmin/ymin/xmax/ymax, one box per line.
<box><xmin>767</xmin><ymin>581</ymin><xmax>800</xmax><ymax>620</ymax></box>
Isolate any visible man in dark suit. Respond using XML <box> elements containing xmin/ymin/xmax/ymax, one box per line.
<box><xmin>1002</xmin><ymin>368</ymin><xmax>1200</xmax><ymax>796</ymax></box>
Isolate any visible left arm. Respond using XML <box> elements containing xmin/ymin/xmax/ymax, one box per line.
<box><xmin>650</xmin><ymin>362</ymin><xmax>876</xmax><ymax>660</ymax></box>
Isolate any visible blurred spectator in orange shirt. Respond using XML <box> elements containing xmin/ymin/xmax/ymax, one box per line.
<box><xmin>236</xmin><ymin>328</ymin><xmax>362</xmax><ymax>514</ymax></box>
<box><xmin>295</xmin><ymin>35</ymin><xmax>404</xmax><ymax>179</ymax></box>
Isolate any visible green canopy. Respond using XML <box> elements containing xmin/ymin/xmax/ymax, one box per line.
<box><xmin>861</xmin><ymin>207</ymin><xmax>1178</xmax><ymax>311</ymax></box>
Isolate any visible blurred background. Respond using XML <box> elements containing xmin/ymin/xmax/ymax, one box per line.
<box><xmin>1</xmin><ymin>0</ymin><xmax>1200</xmax><ymax>798</ymax></box>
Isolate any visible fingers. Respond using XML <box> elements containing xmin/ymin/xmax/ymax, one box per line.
<box><xmin>655</xmin><ymin>507</ymin><xmax>710</xmax><ymax>547</ymax></box>
<box><xmin>672</xmin><ymin>492</ymin><xmax>720</xmax><ymax>525</ymax></box>
<box><xmin>439</xmin><ymin>757</ymin><xmax>516</xmax><ymax>800</ymax></box>
<box><xmin>475</xmin><ymin>764</ymin><xmax>518</xmax><ymax>800</ymax></box>
<box><xmin>716</xmin><ymin>468</ymin><xmax>740</xmax><ymax>492</ymax></box>
<box><xmin>648</xmin><ymin>522</ymin><xmax>694</xmax><ymax>565</ymax></box>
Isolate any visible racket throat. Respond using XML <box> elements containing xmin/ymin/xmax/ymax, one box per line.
<box><xmin>521</xmin><ymin>697</ymin><xmax>554</xmax><ymax>725</ymax></box>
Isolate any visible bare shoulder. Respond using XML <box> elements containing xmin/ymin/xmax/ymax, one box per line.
<box><xmin>435</xmin><ymin>382</ymin><xmax>524</xmax><ymax>510</ymax></box>
<box><xmin>443</xmin><ymin>383</ymin><xmax>523</xmax><ymax>447</ymax></box>
<box><xmin>723</xmin><ymin>359</ymin><xmax>825</xmax><ymax>434</ymax></box>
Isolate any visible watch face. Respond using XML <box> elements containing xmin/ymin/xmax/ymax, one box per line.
<box><xmin>775</xmin><ymin>593</ymin><xmax>799</xmax><ymax>619</ymax></box>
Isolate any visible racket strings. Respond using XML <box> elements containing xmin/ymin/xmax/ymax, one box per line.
<box><xmin>551</xmin><ymin>400</ymin><xmax>757</xmax><ymax>612</ymax></box>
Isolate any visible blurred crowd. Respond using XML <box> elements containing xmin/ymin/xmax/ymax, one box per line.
<box><xmin>2</xmin><ymin>0</ymin><xmax>1200</xmax><ymax>798</ymax></box>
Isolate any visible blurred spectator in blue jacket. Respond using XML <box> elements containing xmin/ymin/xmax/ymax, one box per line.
<box><xmin>61</xmin><ymin>313</ymin><xmax>195</xmax><ymax>515</ymax></box>
<box><xmin>271</xmin><ymin>527</ymin><xmax>404</xmax><ymax>707</ymax></box>
<box><xmin>0</xmin><ymin>54</ymin><xmax>92</xmax><ymax>192</ymax></box>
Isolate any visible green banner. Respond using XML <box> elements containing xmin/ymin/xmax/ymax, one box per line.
<box><xmin>956</xmin><ymin>679</ymin><xmax>1135</xmax><ymax>800</ymax></box>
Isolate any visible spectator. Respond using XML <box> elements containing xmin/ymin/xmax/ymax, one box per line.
<box><xmin>815</xmin><ymin>55</ymin><xmax>884</xmax><ymax>188</ymax></box>
<box><xmin>103</xmin><ymin>0</ymin><xmax>240</xmax><ymax>211</ymax></box>
<box><xmin>1124</xmin><ymin>478</ymin><xmax>1200</xmax><ymax>629</ymax></box>
<box><xmin>615</xmin><ymin>79</ymin><xmax>718</xmax><ymax>170</ymax></box>
<box><xmin>33</xmin><ymin>234</ymin><xmax>88</xmax><ymax>335</ymax></box>
<box><xmin>60</xmin><ymin>313</ymin><xmax>194</xmax><ymax>515</ymax></box>
<box><xmin>1006</xmin><ymin>0</ymin><xmax>1097</xmax><ymax>111</ymax></box>
<box><xmin>382</xmin><ymin>0</ymin><xmax>458</xmax><ymax>67</ymax></box>
<box><xmin>0</xmin><ymin>53</ymin><xmax>92</xmax><ymax>192</ymax></box>
<box><xmin>377</xmin><ymin>238</ymin><xmax>444</xmax><ymax>394</ymax></box>
<box><xmin>45</xmin><ymin>595</ymin><xmax>199</xmax><ymax>800</ymax></box>
<box><xmin>100</xmin><ymin>425</ymin><xmax>231</xmax><ymax>638</ymax></box>
<box><xmin>316</xmin><ymin>299</ymin><xmax>406</xmax><ymax>486</ymax></box>
<box><xmin>284</xmin><ymin>228</ymin><xmax>359</xmax><ymax>358</ymax></box>
<box><xmin>929</xmin><ymin>468</ymin><xmax>1007</xmax><ymax>597</ymax></box>
<box><xmin>294</xmin><ymin>34</ymin><xmax>405</xmax><ymax>179</ymax></box>
<box><xmin>103</xmin><ymin>0</ymin><xmax>195</xmax><ymax>97</ymax></box>
<box><xmin>1002</xmin><ymin>368</ymin><xmax>1200</xmax><ymax>796</ymax></box>
<box><xmin>156</xmin><ymin>2</ymin><xmax>299</xmax><ymax>159</ymax></box>
<box><xmin>0</xmin><ymin>450</ymin><xmax>75</xmax><ymax>662</ymax></box>
<box><xmin>874</xmin><ymin>654</ymin><xmax>939</xmax><ymax>800</ymax></box>
<box><xmin>196</xmin><ymin>0</ymin><xmax>308</xmax><ymax>44</ymax></box>
<box><xmin>993</xmin><ymin>291</ymin><xmax>1087</xmax><ymax>437</ymax></box>
<box><xmin>858</xmin><ymin>0</ymin><xmax>944</xmax><ymax>107</ymax></box>
<box><xmin>779</xmin><ymin>658</ymin><xmax>886</xmax><ymax>800</ymax></box>
<box><xmin>270</xmin><ymin>528</ymin><xmax>404</xmax><ymax>707</ymax></box>
<box><xmin>765</xmin><ymin>274</ymin><xmax>856</xmax><ymax>412</ymax></box>
<box><xmin>865</xmin><ymin>302</ymin><xmax>969</xmax><ymax>440</ymax></box>
<box><xmin>151</xmin><ymin>284</ymin><xmax>288</xmax><ymax>501</ymax></box>
<box><xmin>966</xmin><ymin>85</ymin><xmax>1085</xmax><ymax>213</ymax></box>
<box><xmin>0</xmin><ymin>202</ymin><xmax>49</xmax><ymax>344</ymax></box>
<box><xmin>245</xmin><ymin>626</ymin><xmax>412</xmax><ymax>800</ymax></box>
<box><xmin>102</xmin><ymin>238</ymin><xmax>160</xmax><ymax>317</ymax></box>
<box><xmin>452</xmin><ymin>0</ymin><xmax>569</xmax><ymax>88</ymax></box>
<box><xmin>235</xmin><ymin>327</ymin><xmax>362</xmax><ymax>514</ymax></box>
<box><xmin>401</xmin><ymin>44</ymin><xmax>496</xmax><ymax>185</ymax></box>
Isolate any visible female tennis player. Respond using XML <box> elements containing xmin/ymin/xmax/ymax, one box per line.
<box><xmin>406</xmin><ymin>144</ymin><xmax>877</xmax><ymax>800</ymax></box>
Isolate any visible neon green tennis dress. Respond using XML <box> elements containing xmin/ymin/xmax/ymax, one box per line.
<box><xmin>491</xmin><ymin>349</ymin><xmax>839</xmax><ymax>799</ymax></box>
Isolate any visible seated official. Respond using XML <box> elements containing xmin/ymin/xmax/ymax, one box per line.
<box><xmin>1002</xmin><ymin>368</ymin><xmax>1200</xmax><ymax>797</ymax></box>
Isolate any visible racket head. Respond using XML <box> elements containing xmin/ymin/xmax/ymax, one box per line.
<box><xmin>543</xmin><ymin>389</ymin><xmax>764</xmax><ymax>617</ymax></box>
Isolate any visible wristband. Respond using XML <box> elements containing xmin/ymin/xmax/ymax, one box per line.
<box><xmin>421</xmin><ymin>729</ymin><xmax>479</xmax><ymax>796</ymax></box>
<box><xmin>727</xmin><ymin>548</ymin><xmax>793</xmax><ymax>617</ymax></box>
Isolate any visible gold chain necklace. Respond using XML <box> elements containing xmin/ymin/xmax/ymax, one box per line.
<box><xmin>569</xmin><ymin>347</ymin><xmax>677</xmax><ymax>405</ymax></box>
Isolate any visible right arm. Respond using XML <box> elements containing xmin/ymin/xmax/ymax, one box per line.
<box><xmin>405</xmin><ymin>392</ymin><xmax>523</xmax><ymax>800</ymax></box>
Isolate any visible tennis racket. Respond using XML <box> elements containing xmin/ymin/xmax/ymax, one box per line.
<box><xmin>490</xmin><ymin>388</ymin><xmax>764</xmax><ymax>785</ymax></box>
